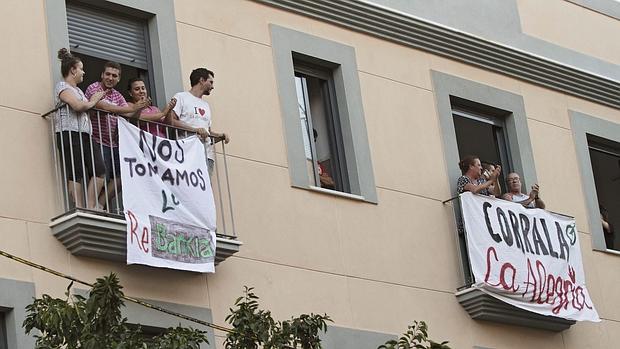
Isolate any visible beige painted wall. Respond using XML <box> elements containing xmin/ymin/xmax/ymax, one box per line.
<box><xmin>517</xmin><ymin>0</ymin><xmax>620</xmax><ymax>65</ymax></box>
<box><xmin>0</xmin><ymin>0</ymin><xmax>618</xmax><ymax>348</ymax></box>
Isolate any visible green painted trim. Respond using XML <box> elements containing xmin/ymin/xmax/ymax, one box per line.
<box><xmin>0</xmin><ymin>278</ymin><xmax>36</xmax><ymax>348</ymax></box>
<box><xmin>270</xmin><ymin>24</ymin><xmax>377</xmax><ymax>203</ymax></box>
<box><xmin>569</xmin><ymin>111</ymin><xmax>620</xmax><ymax>251</ymax></box>
<box><xmin>45</xmin><ymin>0</ymin><xmax>183</xmax><ymax>108</ymax></box>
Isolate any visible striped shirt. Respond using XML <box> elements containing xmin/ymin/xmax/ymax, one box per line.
<box><xmin>85</xmin><ymin>82</ymin><xmax>128</xmax><ymax>147</ymax></box>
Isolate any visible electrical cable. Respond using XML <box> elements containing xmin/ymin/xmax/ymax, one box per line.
<box><xmin>0</xmin><ymin>249</ymin><xmax>233</xmax><ymax>333</ymax></box>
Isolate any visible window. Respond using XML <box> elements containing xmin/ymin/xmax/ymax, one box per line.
<box><xmin>0</xmin><ymin>279</ymin><xmax>36</xmax><ymax>347</ymax></box>
<box><xmin>67</xmin><ymin>2</ymin><xmax>153</xmax><ymax>99</ymax></box>
<box><xmin>271</xmin><ymin>25</ymin><xmax>377</xmax><ymax>203</ymax></box>
<box><xmin>45</xmin><ymin>0</ymin><xmax>183</xmax><ymax>108</ymax></box>
<box><xmin>587</xmin><ymin>136</ymin><xmax>620</xmax><ymax>250</ymax></box>
<box><xmin>570</xmin><ymin>110</ymin><xmax>620</xmax><ymax>252</ymax></box>
<box><xmin>432</xmin><ymin>71</ymin><xmax>537</xmax><ymax>196</ymax></box>
<box><xmin>432</xmin><ymin>71</ymin><xmax>537</xmax><ymax>285</ymax></box>
<box><xmin>451</xmin><ymin>102</ymin><xmax>513</xmax><ymax>185</ymax></box>
<box><xmin>295</xmin><ymin>61</ymin><xmax>349</xmax><ymax>193</ymax></box>
<box><xmin>0</xmin><ymin>312</ymin><xmax>6</xmax><ymax>349</ymax></box>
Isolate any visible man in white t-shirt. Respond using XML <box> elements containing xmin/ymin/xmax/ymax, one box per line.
<box><xmin>502</xmin><ymin>172</ymin><xmax>546</xmax><ymax>209</ymax></box>
<box><xmin>170</xmin><ymin>68</ymin><xmax>229</xmax><ymax>177</ymax></box>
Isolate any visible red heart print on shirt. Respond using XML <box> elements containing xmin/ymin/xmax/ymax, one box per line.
<box><xmin>198</xmin><ymin>108</ymin><xmax>206</xmax><ymax>116</ymax></box>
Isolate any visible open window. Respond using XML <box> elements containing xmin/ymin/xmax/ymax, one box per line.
<box><xmin>271</xmin><ymin>25</ymin><xmax>377</xmax><ymax>203</ymax></box>
<box><xmin>294</xmin><ymin>60</ymin><xmax>349</xmax><ymax>193</ymax></box>
<box><xmin>587</xmin><ymin>135</ymin><xmax>620</xmax><ymax>250</ymax></box>
<box><xmin>66</xmin><ymin>2</ymin><xmax>154</xmax><ymax>99</ymax></box>
<box><xmin>451</xmin><ymin>100</ymin><xmax>513</xmax><ymax>185</ymax></box>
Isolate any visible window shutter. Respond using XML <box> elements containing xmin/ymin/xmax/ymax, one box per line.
<box><xmin>66</xmin><ymin>3</ymin><xmax>149</xmax><ymax>69</ymax></box>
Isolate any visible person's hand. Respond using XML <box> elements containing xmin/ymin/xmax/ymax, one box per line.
<box><xmin>165</xmin><ymin>98</ymin><xmax>177</xmax><ymax>112</ymax></box>
<box><xmin>90</xmin><ymin>90</ymin><xmax>106</xmax><ymax>103</ymax></box>
<box><xmin>195</xmin><ymin>127</ymin><xmax>210</xmax><ymax>141</ymax></box>
<box><xmin>529</xmin><ymin>184</ymin><xmax>540</xmax><ymax>200</ymax></box>
<box><xmin>222</xmin><ymin>132</ymin><xmax>230</xmax><ymax>144</ymax></box>
<box><xmin>489</xmin><ymin>166</ymin><xmax>500</xmax><ymax>180</ymax></box>
<box><xmin>134</xmin><ymin>98</ymin><xmax>150</xmax><ymax>110</ymax></box>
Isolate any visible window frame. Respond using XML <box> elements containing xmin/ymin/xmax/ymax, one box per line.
<box><xmin>45</xmin><ymin>0</ymin><xmax>183</xmax><ymax>109</ymax></box>
<box><xmin>73</xmin><ymin>289</ymin><xmax>215</xmax><ymax>348</ymax></box>
<box><xmin>0</xmin><ymin>279</ymin><xmax>36</xmax><ymax>348</ymax></box>
<box><xmin>432</xmin><ymin>72</ymin><xmax>537</xmax><ymax>285</ymax></box>
<box><xmin>451</xmin><ymin>107</ymin><xmax>514</xmax><ymax>182</ymax></box>
<box><xmin>270</xmin><ymin>25</ymin><xmax>377</xmax><ymax>203</ymax></box>
<box><xmin>432</xmin><ymin>71</ymin><xmax>538</xmax><ymax>196</ymax></box>
<box><xmin>570</xmin><ymin>110</ymin><xmax>620</xmax><ymax>252</ymax></box>
<box><xmin>294</xmin><ymin>64</ymin><xmax>350</xmax><ymax>193</ymax></box>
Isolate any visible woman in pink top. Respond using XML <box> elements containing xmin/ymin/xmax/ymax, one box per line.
<box><xmin>127</xmin><ymin>77</ymin><xmax>176</xmax><ymax>138</ymax></box>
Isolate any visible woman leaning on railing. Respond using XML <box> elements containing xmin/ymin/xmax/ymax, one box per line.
<box><xmin>54</xmin><ymin>48</ymin><xmax>107</xmax><ymax>209</ymax></box>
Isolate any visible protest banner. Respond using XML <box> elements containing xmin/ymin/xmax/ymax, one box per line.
<box><xmin>460</xmin><ymin>192</ymin><xmax>599</xmax><ymax>322</ymax></box>
<box><xmin>118</xmin><ymin>118</ymin><xmax>217</xmax><ymax>273</ymax></box>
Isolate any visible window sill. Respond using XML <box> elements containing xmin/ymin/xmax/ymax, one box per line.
<box><xmin>603</xmin><ymin>248</ymin><xmax>620</xmax><ymax>256</ymax></box>
<box><xmin>307</xmin><ymin>185</ymin><xmax>367</xmax><ymax>202</ymax></box>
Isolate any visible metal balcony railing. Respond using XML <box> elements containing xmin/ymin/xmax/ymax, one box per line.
<box><xmin>44</xmin><ymin>104</ymin><xmax>236</xmax><ymax>238</ymax></box>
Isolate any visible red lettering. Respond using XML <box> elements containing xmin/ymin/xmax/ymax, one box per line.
<box><xmin>126</xmin><ymin>210</ymin><xmax>149</xmax><ymax>254</ymax></box>
<box><xmin>142</xmin><ymin>227</ymin><xmax>150</xmax><ymax>253</ymax></box>
<box><xmin>499</xmin><ymin>262</ymin><xmax>519</xmax><ymax>292</ymax></box>
<box><xmin>128</xmin><ymin>210</ymin><xmax>140</xmax><ymax>248</ymax></box>
<box><xmin>484</xmin><ymin>247</ymin><xmax>500</xmax><ymax>286</ymax></box>
<box><xmin>482</xmin><ymin>248</ymin><xmax>593</xmax><ymax>316</ymax></box>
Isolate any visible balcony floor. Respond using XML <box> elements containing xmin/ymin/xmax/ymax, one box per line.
<box><xmin>456</xmin><ymin>287</ymin><xmax>576</xmax><ymax>332</ymax></box>
<box><xmin>50</xmin><ymin>209</ymin><xmax>242</xmax><ymax>268</ymax></box>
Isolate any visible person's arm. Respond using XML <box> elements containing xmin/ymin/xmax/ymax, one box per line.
<box><xmin>493</xmin><ymin>179</ymin><xmax>502</xmax><ymax>197</ymax></box>
<box><xmin>96</xmin><ymin>99</ymin><xmax>148</xmax><ymax>118</ymax></box>
<box><xmin>140</xmin><ymin>98</ymin><xmax>177</xmax><ymax>122</ymax></box>
<box><xmin>463</xmin><ymin>166</ymin><xmax>500</xmax><ymax>194</ymax></box>
<box><xmin>463</xmin><ymin>179</ymin><xmax>495</xmax><ymax>194</ymax></box>
<box><xmin>508</xmin><ymin>187</ymin><xmax>544</xmax><ymax>208</ymax></box>
<box><xmin>59</xmin><ymin>89</ymin><xmax>105</xmax><ymax>112</ymax></box>
<box><xmin>492</xmin><ymin>165</ymin><xmax>502</xmax><ymax>197</ymax></box>
<box><xmin>319</xmin><ymin>173</ymin><xmax>335</xmax><ymax>189</ymax></box>
<box><xmin>208</xmin><ymin>129</ymin><xmax>230</xmax><ymax>144</ymax></box>
<box><xmin>169</xmin><ymin>110</ymin><xmax>210</xmax><ymax>139</ymax></box>
<box><xmin>534</xmin><ymin>196</ymin><xmax>545</xmax><ymax>209</ymax></box>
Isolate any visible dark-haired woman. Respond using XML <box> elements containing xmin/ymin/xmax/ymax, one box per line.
<box><xmin>126</xmin><ymin>77</ymin><xmax>176</xmax><ymax>138</ymax></box>
<box><xmin>54</xmin><ymin>48</ymin><xmax>107</xmax><ymax>209</ymax></box>
<box><xmin>456</xmin><ymin>155</ymin><xmax>501</xmax><ymax>196</ymax></box>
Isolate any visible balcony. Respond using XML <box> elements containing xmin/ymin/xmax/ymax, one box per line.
<box><xmin>447</xmin><ymin>194</ymin><xmax>580</xmax><ymax>331</ymax></box>
<box><xmin>455</xmin><ymin>287</ymin><xmax>575</xmax><ymax>332</ymax></box>
<box><xmin>46</xmin><ymin>106</ymin><xmax>241</xmax><ymax>268</ymax></box>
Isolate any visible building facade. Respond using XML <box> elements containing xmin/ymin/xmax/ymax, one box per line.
<box><xmin>1</xmin><ymin>0</ymin><xmax>619</xmax><ymax>348</ymax></box>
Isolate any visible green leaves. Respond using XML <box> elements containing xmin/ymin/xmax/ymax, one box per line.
<box><xmin>23</xmin><ymin>273</ymin><xmax>209</xmax><ymax>349</ymax></box>
<box><xmin>377</xmin><ymin>321</ymin><xmax>451</xmax><ymax>349</ymax></box>
<box><xmin>224</xmin><ymin>286</ymin><xmax>332</xmax><ymax>349</ymax></box>
<box><xmin>27</xmin><ymin>277</ymin><xmax>450</xmax><ymax>349</ymax></box>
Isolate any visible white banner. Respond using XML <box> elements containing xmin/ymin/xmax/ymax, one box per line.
<box><xmin>119</xmin><ymin>118</ymin><xmax>217</xmax><ymax>273</ymax></box>
<box><xmin>460</xmin><ymin>192</ymin><xmax>599</xmax><ymax>322</ymax></box>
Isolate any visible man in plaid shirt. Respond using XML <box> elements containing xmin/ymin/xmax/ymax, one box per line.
<box><xmin>85</xmin><ymin>61</ymin><xmax>147</xmax><ymax>211</ymax></box>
